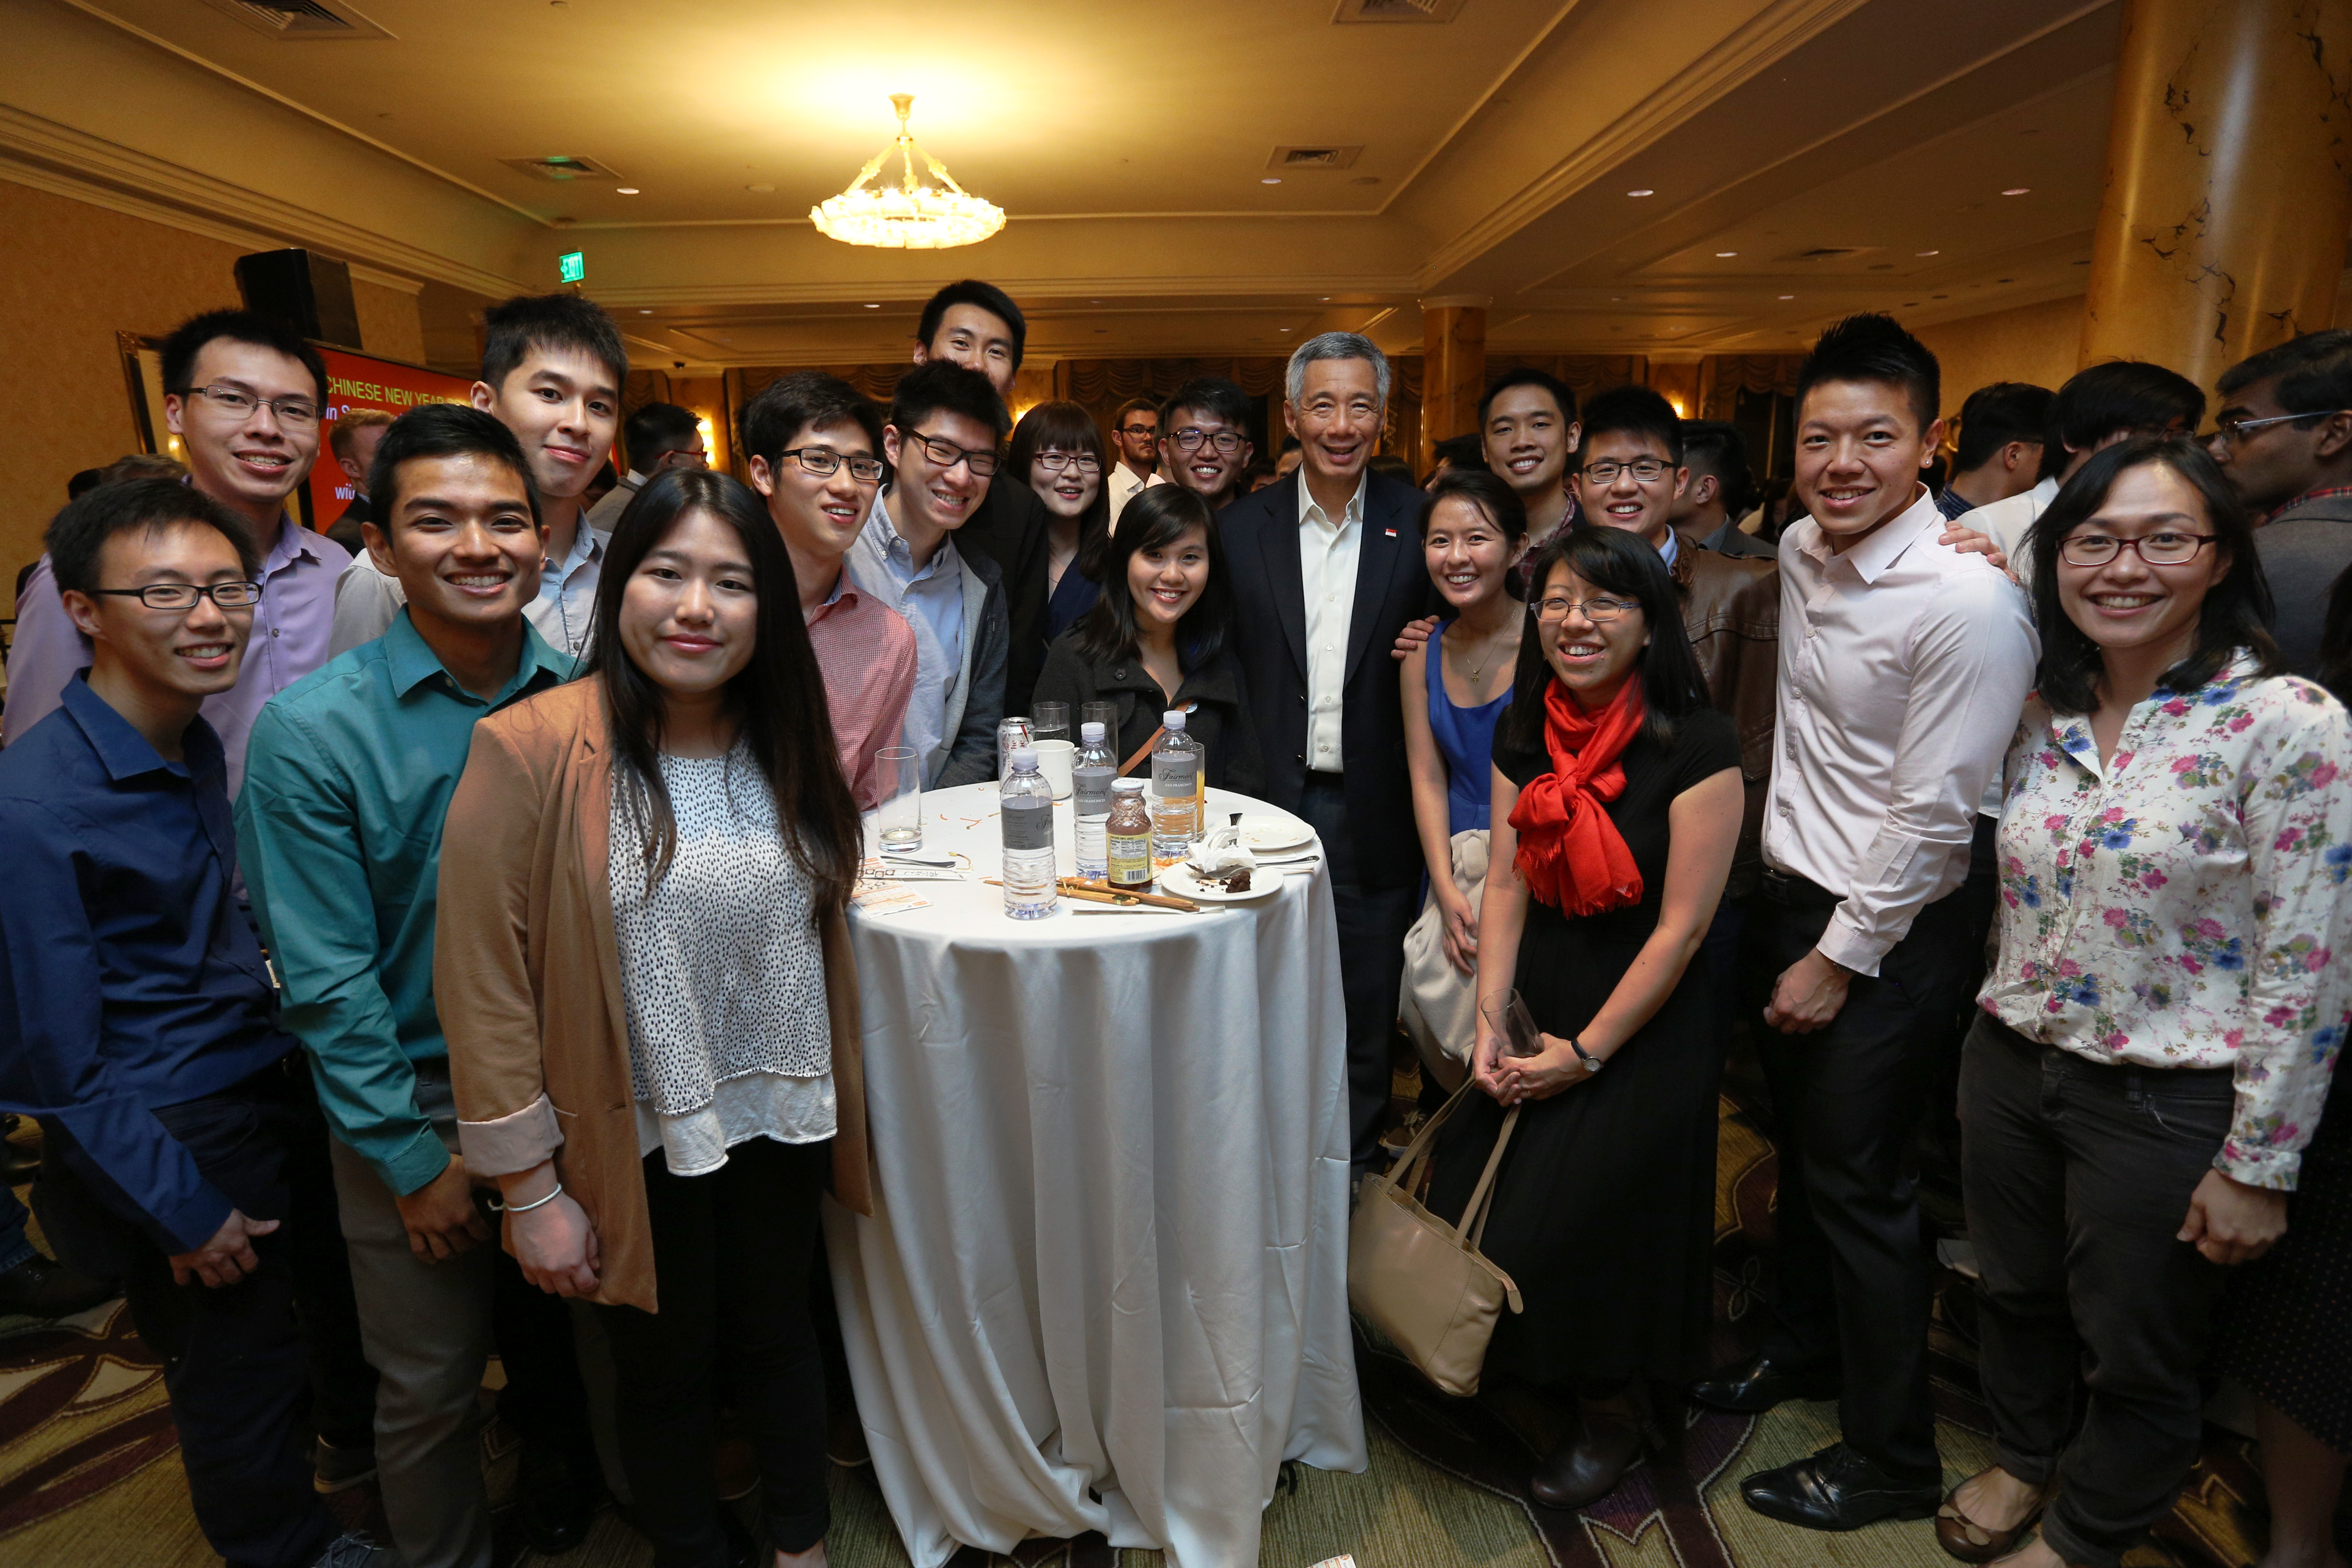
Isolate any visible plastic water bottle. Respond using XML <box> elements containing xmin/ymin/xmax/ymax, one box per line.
<box><xmin>1150</xmin><ymin>710</ymin><xmax>1203</xmax><ymax>867</ymax></box>
<box><xmin>1000</xmin><ymin>746</ymin><xmax>1057</xmax><ymax>920</ymax></box>
<box><xmin>1071</xmin><ymin>721</ymin><xmax>1115</xmax><ymax>879</ymax></box>
<box><xmin>1107</xmin><ymin>779</ymin><xmax>1153</xmax><ymax>888</ymax></box>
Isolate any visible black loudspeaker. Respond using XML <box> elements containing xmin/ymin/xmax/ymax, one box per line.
<box><xmin>234</xmin><ymin>249</ymin><xmax>362</xmax><ymax>350</ymax></box>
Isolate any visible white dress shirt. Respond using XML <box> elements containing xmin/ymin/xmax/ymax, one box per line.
<box><xmin>1298</xmin><ymin>473</ymin><xmax>1367</xmax><ymax>772</ymax></box>
<box><xmin>1764</xmin><ymin>487</ymin><xmax>2038</xmax><ymax>974</ymax></box>
<box><xmin>1968</xmin><ymin>474</ymin><xmax>2059</xmax><ymax>560</ymax></box>
<box><xmin>1106</xmin><ymin>463</ymin><xmax>1164</xmax><ymax>534</ymax></box>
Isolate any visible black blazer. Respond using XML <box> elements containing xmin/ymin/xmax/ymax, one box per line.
<box><xmin>1033</xmin><ymin>631</ymin><xmax>1263</xmax><ymax>795</ymax></box>
<box><xmin>955</xmin><ymin>475</ymin><xmax>1051</xmax><ymax>715</ymax></box>
<box><xmin>1217</xmin><ymin>468</ymin><xmax>1436</xmax><ymax>890</ymax></box>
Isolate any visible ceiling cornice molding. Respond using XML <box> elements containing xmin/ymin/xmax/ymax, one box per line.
<box><xmin>588</xmin><ymin>275</ymin><xmax>1421</xmax><ymax>311</ymax></box>
<box><xmin>0</xmin><ymin>105</ymin><xmax>530</xmax><ymax>298</ymax></box>
<box><xmin>1413</xmin><ymin>0</ymin><xmax>1879</xmax><ymax>289</ymax></box>
<box><xmin>55</xmin><ymin>0</ymin><xmax>550</xmax><ymax>226</ymax></box>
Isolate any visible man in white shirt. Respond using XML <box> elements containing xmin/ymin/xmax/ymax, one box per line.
<box><xmin>1695</xmin><ymin>315</ymin><xmax>2038</xmax><ymax>1532</ymax></box>
<box><xmin>1963</xmin><ymin>361</ymin><xmax>2203</xmax><ymax>559</ymax></box>
<box><xmin>582</xmin><ymin>401</ymin><xmax>704</xmax><ymax>535</ymax></box>
<box><xmin>1934</xmin><ymin>381</ymin><xmax>2050</xmax><ymax>522</ymax></box>
<box><xmin>1105</xmin><ymin>395</ymin><xmax>1163</xmax><ymax>530</ymax></box>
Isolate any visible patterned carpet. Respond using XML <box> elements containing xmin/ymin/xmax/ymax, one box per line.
<box><xmin>0</xmin><ymin>1094</ymin><xmax>2284</xmax><ymax>1567</ymax></box>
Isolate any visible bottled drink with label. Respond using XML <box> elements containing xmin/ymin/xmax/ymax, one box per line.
<box><xmin>999</xmin><ymin>747</ymin><xmax>1056</xmax><ymax>920</ymax></box>
<box><xmin>1071</xmin><ymin>720</ymin><xmax>1115</xmax><ymax>879</ymax></box>
<box><xmin>1150</xmin><ymin>709</ymin><xmax>1203</xmax><ymax>867</ymax></box>
<box><xmin>1106</xmin><ymin>778</ymin><xmax>1153</xmax><ymax>889</ymax></box>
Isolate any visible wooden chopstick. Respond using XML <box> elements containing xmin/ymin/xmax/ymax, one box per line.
<box><xmin>1061</xmin><ymin>876</ymin><xmax>1201</xmax><ymax>912</ymax></box>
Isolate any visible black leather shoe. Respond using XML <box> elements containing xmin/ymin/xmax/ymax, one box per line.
<box><xmin>0</xmin><ymin>1253</ymin><xmax>117</xmax><ymax>1318</ymax></box>
<box><xmin>1690</xmin><ymin>1353</ymin><xmax>1840</xmax><ymax>1414</ymax></box>
<box><xmin>1740</xmin><ymin>1442</ymin><xmax>1941</xmax><ymax>1531</ymax></box>
<box><xmin>1529</xmin><ymin>1401</ymin><xmax>1653</xmax><ymax>1510</ymax></box>
<box><xmin>515</xmin><ymin>1448</ymin><xmax>603</xmax><ymax>1557</ymax></box>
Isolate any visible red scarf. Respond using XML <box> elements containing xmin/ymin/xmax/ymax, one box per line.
<box><xmin>1507</xmin><ymin>679</ymin><xmax>1646</xmax><ymax>915</ymax></box>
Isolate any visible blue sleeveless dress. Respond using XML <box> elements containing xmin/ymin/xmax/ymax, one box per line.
<box><xmin>1426</xmin><ymin>619</ymin><xmax>1510</xmax><ymax>833</ymax></box>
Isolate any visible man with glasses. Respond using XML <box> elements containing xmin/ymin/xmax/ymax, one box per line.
<box><xmin>1106</xmin><ymin>395</ymin><xmax>1164</xmax><ymax>530</ymax></box>
<box><xmin>1157</xmin><ymin>376</ymin><xmax>1258</xmax><ymax>517</ymax></box>
<box><xmin>2211</xmin><ymin>330</ymin><xmax>2352</xmax><ymax>676</ymax></box>
<box><xmin>742</xmin><ymin>370</ymin><xmax>917</xmax><ymax>808</ymax></box>
<box><xmin>4</xmin><ymin>310</ymin><xmax>349</xmax><ymax>793</ymax></box>
<box><xmin>1964</xmin><ymin>360</ymin><xmax>2204</xmax><ymax>559</ymax></box>
<box><xmin>0</xmin><ymin>478</ymin><xmax>392</xmax><ymax>1568</ymax></box>
<box><xmin>847</xmin><ymin>360</ymin><xmax>1011</xmax><ymax>788</ymax></box>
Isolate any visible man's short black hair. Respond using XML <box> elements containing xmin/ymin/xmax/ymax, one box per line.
<box><xmin>47</xmin><ymin>477</ymin><xmax>261</xmax><ymax>597</ymax></box>
<box><xmin>889</xmin><ymin>360</ymin><xmax>1009</xmax><ymax>443</ymax></box>
<box><xmin>368</xmin><ymin>404</ymin><xmax>543</xmax><ymax>535</ymax></box>
<box><xmin>739</xmin><ymin>372</ymin><xmax>885</xmax><ymax>469</ymax></box>
<box><xmin>1796</xmin><ymin>313</ymin><xmax>1940</xmax><ymax>433</ymax></box>
<box><xmin>623</xmin><ymin>403</ymin><xmax>701</xmax><ymax>470</ymax></box>
<box><xmin>915</xmin><ymin>280</ymin><xmax>1026</xmax><ymax>371</ymax></box>
<box><xmin>2217</xmin><ymin>328</ymin><xmax>2352</xmax><ymax>415</ymax></box>
<box><xmin>1160</xmin><ymin>376</ymin><xmax>1254</xmax><ymax>434</ymax></box>
<box><xmin>1574</xmin><ymin>384</ymin><xmax>1683</xmax><ymax>463</ymax></box>
<box><xmin>160</xmin><ymin>308</ymin><xmax>329</xmax><ymax>404</ymax></box>
<box><xmin>1678</xmin><ymin>420</ymin><xmax>1753</xmax><ymax>516</ymax></box>
<box><xmin>1952</xmin><ymin>381</ymin><xmax>2055</xmax><ymax>473</ymax></box>
<box><xmin>1430</xmin><ymin>433</ymin><xmax>1487</xmax><ymax>472</ymax></box>
<box><xmin>479</xmin><ymin>293</ymin><xmax>627</xmax><ymax>394</ymax></box>
<box><xmin>2046</xmin><ymin>360</ymin><xmax>2205</xmax><ymax>479</ymax></box>
<box><xmin>1478</xmin><ymin>366</ymin><xmax>1579</xmax><ymax>430</ymax></box>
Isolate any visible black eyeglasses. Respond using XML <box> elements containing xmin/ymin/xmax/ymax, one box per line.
<box><xmin>180</xmin><ymin>384</ymin><xmax>321</xmax><ymax>427</ymax></box>
<box><xmin>1579</xmin><ymin>457</ymin><xmax>1674</xmax><ymax>483</ymax></box>
<box><xmin>89</xmin><ymin>581</ymin><xmax>265</xmax><ymax>610</ymax></box>
<box><xmin>783</xmin><ymin>448</ymin><xmax>885</xmax><ymax>483</ymax></box>
<box><xmin>1117</xmin><ymin>423</ymin><xmax>1157</xmax><ymax>437</ymax></box>
<box><xmin>901</xmin><ymin>430</ymin><xmax>1001</xmax><ymax>477</ymax></box>
<box><xmin>1171</xmin><ymin>428</ymin><xmax>1244</xmax><ymax>455</ymax></box>
<box><xmin>2057</xmin><ymin>531</ymin><xmax>2217</xmax><ymax>567</ymax></box>
<box><xmin>1034</xmin><ymin>451</ymin><xmax>1100</xmax><ymax>474</ymax></box>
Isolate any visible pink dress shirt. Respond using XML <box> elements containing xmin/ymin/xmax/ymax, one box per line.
<box><xmin>3</xmin><ymin>515</ymin><xmax>349</xmax><ymax>795</ymax></box>
<box><xmin>804</xmin><ymin>569</ymin><xmax>918</xmax><ymax>811</ymax></box>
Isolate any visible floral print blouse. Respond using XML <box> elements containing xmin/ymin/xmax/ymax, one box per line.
<box><xmin>1981</xmin><ymin>654</ymin><xmax>2352</xmax><ymax>1189</ymax></box>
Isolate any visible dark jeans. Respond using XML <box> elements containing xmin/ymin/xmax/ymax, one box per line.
<box><xmin>1298</xmin><ymin>773</ymin><xmax>1419</xmax><ymax>1176</ymax></box>
<box><xmin>597</xmin><ymin>1138</ymin><xmax>831</xmax><ymax>1566</ymax></box>
<box><xmin>1746</xmin><ymin>874</ymin><xmax>1979</xmax><ymax>1480</ymax></box>
<box><xmin>1961</xmin><ymin>1012</ymin><xmax>2236</xmax><ymax>1568</ymax></box>
<box><xmin>36</xmin><ymin>1057</ymin><xmax>372</xmax><ymax>1568</ymax></box>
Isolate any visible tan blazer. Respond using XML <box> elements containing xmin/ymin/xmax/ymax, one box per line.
<box><xmin>434</xmin><ymin>676</ymin><xmax>872</xmax><ymax>1314</ymax></box>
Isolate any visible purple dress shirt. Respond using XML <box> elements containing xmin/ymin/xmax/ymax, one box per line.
<box><xmin>2</xmin><ymin>516</ymin><xmax>349</xmax><ymax>795</ymax></box>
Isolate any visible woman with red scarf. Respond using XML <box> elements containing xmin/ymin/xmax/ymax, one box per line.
<box><xmin>1425</xmin><ymin>525</ymin><xmax>1742</xmax><ymax>1512</ymax></box>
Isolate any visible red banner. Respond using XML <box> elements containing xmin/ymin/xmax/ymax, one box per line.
<box><xmin>303</xmin><ymin>345</ymin><xmax>475</xmax><ymax>532</ymax></box>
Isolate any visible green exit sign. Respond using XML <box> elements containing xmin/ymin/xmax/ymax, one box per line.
<box><xmin>558</xmin><ymin>251</ymin><xmax>585</xmax><ymax>283</ymax></box>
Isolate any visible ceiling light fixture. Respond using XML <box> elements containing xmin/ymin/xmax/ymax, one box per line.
<box><xmin>1916</xmin><ymin>249</ymin><xmax>1939</xmax><ymax>256</ymax></box>
<box><xmin>2001</xmin><ymin>187</ymin><xmax>2031</xmax><ymax>196</ymax></box>
<box><xmin>811</xmin><ymin>94</ymin><xmax>1004</xmax><ymax>251</ymax></box>
<box><xmin>638</xmin><ymin>309</ymin><xmax>652</xmax><ymax>314</ymax></box>
<box><xmin>1627</xmin><ymin>188</ymin><xmax>1655</xmax><ymax>197</ymax></box>
<box><xmin>864</xmin><ymin>303</ymin><xmax>880</xmax><ymax>309</ymax></box>
<box><xmin>1716</xmin><ymin>250</ymin><xmax>1737</xmax><ymax>257</ymax></box>
<box><xmin>1778</xmin><ymin>294</ymin><xmax>1795</xmax><ymax>300</ymax></box>
<box><xmin>616</xmin><ymin>187</ymin><xmax>639</xmax><ymax>195</ymax></box>
<box><xmin>1262</xmin><ymin>177</ymin><xmax>1282</xmax><ymax>185</ymax></box>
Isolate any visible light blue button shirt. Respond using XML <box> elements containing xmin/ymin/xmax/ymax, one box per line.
<box><xmin>846</xmin><ymin>494</ymin><xmax>966</xmax><ymax>786</ymax></box>
<box><xmin>1657</xmin><ymin>526</ymin><xmax>1680</xmax><ymax>569</ymax></box>
<box><xmin>528</xmin><ymin>519</ymin><xmax>604</xmax><ymax>661</ymax></box>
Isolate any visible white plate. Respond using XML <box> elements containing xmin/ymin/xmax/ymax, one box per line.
<box><xmin>1158</xmin><ymin>863</ymin><xmax>1281</xmax><ymax>902</ymax></box>
<box><xmin>1236</xmin><ymin>814</ymin><xmax>1315</xmax><ymax>853</ymax></box>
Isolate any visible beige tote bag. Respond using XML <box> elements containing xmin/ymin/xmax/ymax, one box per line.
<box><xmin>1398</xmin><ymin>828</ymin><xmax>1489</xmax><ymax>1093</ymax></box>
<box><xmin>1348</xmin><ymin>1080</ymin><xmax>1522</xmax><ymax>1396</ymax></box>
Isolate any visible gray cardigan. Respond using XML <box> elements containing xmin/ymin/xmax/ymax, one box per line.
<box><xmin>932</xmin><ymin>543</ymin><xmax>1011</xmax><ymax>788</ymax></box>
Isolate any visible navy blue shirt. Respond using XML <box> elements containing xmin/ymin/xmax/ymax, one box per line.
<box><xmin>0</xmin><ymin>676</ymin><xmax>296</xmax><ymax>1252</ymax></box>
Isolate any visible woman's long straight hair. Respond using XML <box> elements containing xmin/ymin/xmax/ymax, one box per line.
<box><xmin>586</xmin><ymin>468</ymin><xmax>862</xmax><ymax>915</ymax></box>
<box><xmin>1499</xmin><ymin>526</ymin><xmax>1709</xmax><ymax>753</ymax></box>
<box><xmin>1069</xmin><ymin>484</ymin><xmax>1231</xmax><ymax>669</ymax></box>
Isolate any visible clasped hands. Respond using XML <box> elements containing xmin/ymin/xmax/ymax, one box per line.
<box><xmin>1471</xmin><ymin>1023</ymin><xmax>1601</xmax><ymax>1106</ymax></box>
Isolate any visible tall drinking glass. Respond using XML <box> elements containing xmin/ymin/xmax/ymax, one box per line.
<box><xmin>1081</xmin><ymin>701</ymin><xmax>1118</xmax><ymax>752</ymax></box>
<box><xmin>876</xmin><ymin>747</ymin><xmax>922</xmax><ymax>852</ymax></box>
<box><xmin>1031</xmin><ymin>701</ymin><xmax>1070</xmax><ymax>745</ymax></box>
<box><xmin>1478</xmin><ymin>989</ymin><xmax>1544</xmax><ymax>1059</ymax></box>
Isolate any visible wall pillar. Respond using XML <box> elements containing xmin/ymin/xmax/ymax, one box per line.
<box><xmin>2080</xmin><ymin>0</ymin><xmax>2352</xmax><ymax>391</ymax></box>
<box><xmin>1418</xmin><ymin>295</ymin><xmax>1488</xmax><ymax>474</ymax></box>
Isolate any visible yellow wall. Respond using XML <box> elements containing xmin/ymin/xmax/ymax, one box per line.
<box><xmin>1910</xmin><ymin>295</ymin><xmax>2087</xmax><ymax>421</ymax></box>
<box><xmin>0</xmin><ymin>177</ymin><xmax>430</xmax><ymax>616</ymax></box>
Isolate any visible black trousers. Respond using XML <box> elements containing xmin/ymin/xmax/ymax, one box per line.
<box><xmin>1961</xmin><ymin>1013</ymin><xmax>2236</xmax><ymax>1568</ymax></box>
<box><xmin>1746</xmin><ymin>875</ymin><xmax>1978</xmax><ymax>1480</ymax></box>
<box><xmin>1298</xmin><ymin>774</ymin><xmax>1419</xmax><ymax>1177</ymax></box>
<box><xmin>597</xmin><ymin>1138</ymin><xmax>831</xmax><ymax>1566</ymax></box>
<box><xmin>36</xmin><ymin>1057</ymin><xmax>372</xmax><ymax>1568</ymax></box>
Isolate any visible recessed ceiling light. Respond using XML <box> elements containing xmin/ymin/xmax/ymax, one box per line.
<box><xmin>863</xmin><ymin>303</ymin><xmax>880</xmax><ymax>309</ymax></box>
<box><xmin>2001</xmin><ymin>187</ymin><xmax>2031</xmax><ymax>196</ymax></box>
<box><xmin>638</xmin><ymin>309</ymin><xmax>652</xmax><ymax>315</ymax></box>
<box><xmin>1627</xmin><ymin>188</ymin><xmax>1655</xmax><ymax>197</ymax></box>
<box><xmin>1279</xmin><ymin>327</ymin><xmax>1292</xmax><ymax>332</ymax></box>
<box><xmin>1916</xmin><ymin>249</ymin><xmax>1940</xmax><ymax>256</ymax></box>
<box><xmin>1716</xmin><ymin>251</ymin><xmax>1737</xmax><ymax>257</ymax></box>
<box><xmin>616</xmin><ymin>187</ymin><xmax>639</xmax><ymax>195</ymax></box>
<box><xmin>1262</xmin><ymin>177</ymin><xmax>1282</xmax><ymax>185</ymax></box>
<box><xmin>746</xmin><ymin>183</ymin><xmax>775</xmax><ymax>193</ymax></box>
<box><xmin>1778</xmin><ymin>294</ymin><xmax>1796</xmax><ymax>300</ymax></box>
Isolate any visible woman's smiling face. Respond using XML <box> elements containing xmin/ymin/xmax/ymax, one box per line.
<box><xmin>1126</xmin><ymin>523</ymin><xmax>1210</xmax><ymax>632</ymax></box>
<box><xmin>1533</xmin><ymin>559</ymin><xmax>1647</xmax><ymax>708</ymax></box>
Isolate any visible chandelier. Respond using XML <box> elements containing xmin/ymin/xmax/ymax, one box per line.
<box><xmin>810</xmin><ymin>94</ymin><xmax>1004</xmax><ymax>250</ymax></box>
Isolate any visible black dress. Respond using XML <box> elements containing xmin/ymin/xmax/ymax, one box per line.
<box><xmin>1426</xmin><ymin>705</ymin><xmax>1740</xmax><ymax>1390</ymax></box>
<box><xmin>2215</xmin><ymin>1065</ymin><xmax>2352</xmax><ymax>1454</ymax></box>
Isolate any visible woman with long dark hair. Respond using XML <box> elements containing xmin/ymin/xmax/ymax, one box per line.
<box><xmin>1426</xmin><ymin>525</ymin><xmax>1741</xmax><ymax>1511</ymax></box>
<box><xmin>1031</xmin><ymin>483</ymin><xmax>1262</xmax><ymax>787</ymax></box>
<box><xmin>1009</xmin><ymin>400</ymin><xmax>1109</xmax><ymax>640</ymax></box>
<box><xmin>1939</xmin><ymin>438</ymin><xmax>2352</xmax><ymax>1568</ymax></box>
<box><xmin>437</xmin><ymin>468</ymin><xmax>870</xmax><ymax>1568</ymax></box>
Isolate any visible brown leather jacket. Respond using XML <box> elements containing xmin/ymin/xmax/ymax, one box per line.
<box><xmin>1673</xmin><ymin>543</ymin><xmax>1780</xmax><ymax>898</ymax></box>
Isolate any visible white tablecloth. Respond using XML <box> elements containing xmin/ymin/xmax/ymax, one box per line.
<box><xmin>826</xmin><ymin>784</ymin><xmax>1366</xmax><ymax>1568</ymax></box>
